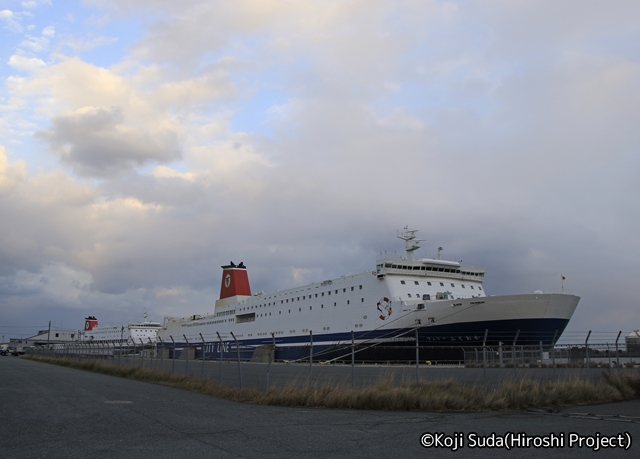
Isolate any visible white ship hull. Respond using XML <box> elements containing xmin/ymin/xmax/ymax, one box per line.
<box><xmin>158</xmin><ymin>231</ymin><xmax>580</xmax><ymax>360</ymax></box>
<box><xmin>81</xmin><ymin>317</ymin><xmax>162</xmax><ymax>344</ymax></box>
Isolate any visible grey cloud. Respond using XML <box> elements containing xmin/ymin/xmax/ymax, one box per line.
<box><xmin>105</xmin><ymin>173</ymin><xmax>205</xmax><ymax>207</ymax></box>
<box><xmin>36</xmin><ymin>107</ymin><xmax>182</xmax><ymax>178</ymax></box>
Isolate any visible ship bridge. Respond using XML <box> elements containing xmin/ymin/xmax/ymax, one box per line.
<box><xmin>376</xmin><ymin>259</ymin><xmax>485</xmax><ymax>282</ymax></box>
<box><xmin>377</xmin><ymin>228</ymin><xmax>485</xmax><ymax>282</ymax></box>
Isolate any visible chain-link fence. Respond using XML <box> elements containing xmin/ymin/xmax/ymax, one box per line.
<box><xmin>26</xmin><ymin>330</ymin><xmax>640</xmax><ymax>390</ymax></box>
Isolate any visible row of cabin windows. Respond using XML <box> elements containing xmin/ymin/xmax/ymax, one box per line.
<box><xmin>281</xmin><ymin>285</ymin><xmax>363</xmax><ymax>303</ymax></box>
<box><xmin>251</xmin><ymin>284</ymin><xmax>364</xmax><ymax>304</ymax></box>
<box><xmin>272</xmin><ymin>299</ymin><xmax>365</xmax><ymax>315</ymax></box>
<box><xmin>400</xmin><ymin>280</ymin><xmax>482</xmax><ymax>291</ymax></box>
<box><xmin>216</xmin><ymin>310</ymin><xmax>235</xmax><ymax>317</ymax></box>
<box><xmin>240</xmin><ymin>285</ymin><xmax>364</xmax><ymax>311</ymax></box>
<box><xmin>244</xmin><ymin>331</ymin><xmax>286</xmax><ymax>338</ymax></box>
<box><xmin>382</xmin><ymin>263</ymin><xmax>483</xmax><ymax>277</ymax></box>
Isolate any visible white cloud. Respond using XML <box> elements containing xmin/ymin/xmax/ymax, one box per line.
<box><xmin>7</xmin><ymin>54</ymin><xmax>46</xmax><ymax>72</ymax></box>
<box><xmin>61</xmin><ymin>35</ymin><xmax>118</xmax><ymax>52</ymax></box>
<box><xmin>41</xmin><ymin>25</ymin><xmax>55</xmax><ymax>37</ymax></box>
<box><xmin>19</xmin><ymin>34</ymin><xmax>50</xmax><ymax>52</ymax></box>
<box><xmin>21</xmin><ymin>0</ymin><xmax>52</xmax><ymax>9</ymax></box>
<box><xmin>0</xmin><ymin>146</ymin><xmax>27</xmax><ymax>196</ymax></box>
<box><xmin>147</xmin><ymin>165</ymin><xmax>195</xmax><ymax>182</ymax></box>
<box><xmin>0</xmin><ymin>9</ymin><xmax>22</xmax><ymax>32</ymax></box>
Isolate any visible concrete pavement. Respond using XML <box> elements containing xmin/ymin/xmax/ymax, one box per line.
<box><xmin>1</xmin><ymin>356</ymin><xmax>638</xmax><ymax>458</ymax></box>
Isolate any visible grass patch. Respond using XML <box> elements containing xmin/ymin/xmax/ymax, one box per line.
<box><xmin>23</xmin><ymin>355</ymin><xmax>640</xmax><ymax>411</ymax></box>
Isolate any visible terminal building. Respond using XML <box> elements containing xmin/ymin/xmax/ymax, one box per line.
<box><xmin>9</xmin><ymin>329</ymin><xmax>78</xmax><ymax>353</ymax></box>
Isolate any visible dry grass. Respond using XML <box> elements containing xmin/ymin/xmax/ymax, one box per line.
<box><xmin>23</xmin><ymin>355</ymin><xmax>640</xmax><ymax>411</ymax></box>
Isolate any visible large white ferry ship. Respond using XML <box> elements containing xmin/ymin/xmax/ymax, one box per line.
<box><xmin>159</xmin><ymin>229</ymin><xmax>580</xmax><ymax>360</ymax></box>
<box><xmin>81</xmin><ymin>315</ymin><xmax>162</xmax><ymax>344</ymax></box>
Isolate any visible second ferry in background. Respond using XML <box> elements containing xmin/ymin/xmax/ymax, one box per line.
<box><xmin>81</xmin><ymin>314</ymin><xmax>162</xmax><ymax>344</ymax></box>
<box><xmin>158</xmin><ymin>228</ymin><xmax>580</xmax><ymax>360</ymax></box>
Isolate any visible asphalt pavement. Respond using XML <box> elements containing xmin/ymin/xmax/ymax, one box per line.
<box><xmin>1</xmin><ymin>356</ymin><xmax>639</xmax><ymax>458</ymax></box>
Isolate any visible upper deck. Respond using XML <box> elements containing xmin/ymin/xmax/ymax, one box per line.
<box><xmin>376</xmin><ymin>228</ymin><xmax>485</xmax><ymax>283</ymax></box>
<box><xmin>376</xmin><ymin>258</ymin><xmax>485</xmax><ymax>283</ymax></box>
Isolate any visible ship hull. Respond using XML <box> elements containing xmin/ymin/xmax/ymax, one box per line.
<box><xmin>159</xmin><ymin>293</ymin><xmax>578</xmax><ymax>362</ymax></box>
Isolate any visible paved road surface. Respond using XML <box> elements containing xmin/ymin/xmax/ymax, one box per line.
<box><xmin>1</xmin><ymin>357</ymin><xmax>638</xmax><ymax>458</ymax></box>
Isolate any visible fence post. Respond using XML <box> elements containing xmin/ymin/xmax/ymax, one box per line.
<box><xmin>551</xmin><ymin>329</ymin><xmax>558</xmax><ymax>381</ymax></box>
<box><xmin>148</xmin><ymin>337</ymin><xmax>154</xmax><ymax>368</ymax></box>
<box><xmin>266</xmin><ymin>332</ymin><xmax>275</xmax><ymax>391</ymax></box>
<box><xmin>158</xmin><ymin>336</ymin><xmax>164</xmax><ymax>372</ymax></box>
<box><xmin>482</xmin><ymin>329</ymin><xmax>488</xmax><ymax>382</ymax></box>
<box><xmin>183</xmin><ymin>335</ymin><xmax>190</xmax><ymax>375</ymax></box>
<box><xmin>615</xmin><ymin>331</ymin><xmax>621</xmax><ymax>374</ymax></box>
<box><xmin>309</xmin><ymin>330</ymin><xmax>313</xmax><ymax>379</ymax></box>
<box><xmin>170</xmin><ymin>335</ymin><xmax>175</xmax><ymax>374</ymax></box>
<box><xmin>513</xmin><ymin>330</ymin><xmax>520</xmax><ymax>377</ymax></box>
<box><xmin>539</xmin><ymin>340</ymin><xmax>543</xmax><ymax>364</ymax></box>
<box><xmin>199</xmin><ymin>333</ymin><xmax>206</xmax><ymax>380</ymax></box>
<box><xmin>216</xmin><ymin>332</ymin><xmax>223</xmax><ymax>385</ymax></box>
<box><xmin>272</xmin><ymin>332</ymin><xmax>276</xmax><ymax>365</ymax></box>
<box><xmin>119</xmin><ymin>326</ymin><xmax>124</xmax><ymax>365</ymax></box>
<box><xmin>415</xmin><ymin>328</ymin><xmax>420</xmax><ymax>385</ymax></box>
<box><xmin>498</xmin><ymin>342</ymin><xmax>503</xmax><ymax>368</ymax></box>
<box><xmin>351</xmin><ymin>330</ymin><xmax>355</xmax><ymax>388</ymax></box>
<box><xmin>584</xmin><ymin>330</ymin><xmax>591</xmax><ymax>378</ymax></box>
<box><xmin>230</xmin><ymin>331</ymin><xmax>242</xmax><ymax>389</ymax></box>
<box><xmin>139</xmin><ymin>338</ymin><xmax>145</xmax><ymax>368</ymax></box>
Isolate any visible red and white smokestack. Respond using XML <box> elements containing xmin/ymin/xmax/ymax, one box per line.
<box><xmin>219</xmin><ymin>261</ymin><xmax>252</xmax><ymax>300</ymax></box>
<box><xmin>84</xmin><ymin>316</ymin><xmax>98</xmax><ymax>331</ymax></box>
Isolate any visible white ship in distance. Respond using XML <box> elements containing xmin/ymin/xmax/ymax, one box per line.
<box><xmin>81</xmin><ymin>314</ymin><xmax>162</xmax><ymax>344</ymax></box>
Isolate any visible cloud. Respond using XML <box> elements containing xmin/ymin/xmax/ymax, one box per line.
<box><xmin>19</xmin><ymin>34</ymin><xmax>50</xmax><ymax>53</ymax></box>
<box><xmin>0</xmin><ymin>146</ymin><xmax>27</xmax><ymax>196</ymax></box>
<box><xmin>21</xmin><ymin>0</ymin><xmax>52</xmax><ymax>9</ymax></box>
<box><xmin>41</xmin><ymin>25</ymin><xmax>55</xmax><ymax>37</ymax></box>
<box><xmin>36</xmin><ymin>106</ymin><xmax>182</xmax><ymax>177</ymax></box>
<box><xmin>7</xmin><ymin>54</ymin><xmax>46</xmax><ymax>72</ymax></box>
<box><xmin>60</xmin><ymin>35</ymin><xmax>118</xmax><ymax>52</ymax></box>
<box><xmin>0</xmin><ymin>9</ymin><xmax>22</xmax><ymax>33</ymax></box>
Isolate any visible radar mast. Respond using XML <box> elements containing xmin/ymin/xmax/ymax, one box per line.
<box><xmin>397</xmin><ymin>226</ymin><xmax>425</xmax><ymax>261</ymax></box>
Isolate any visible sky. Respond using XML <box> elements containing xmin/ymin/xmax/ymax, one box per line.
<box><xmin>0</xmin><ymin>0</ymin><xmax>639</xmax><ymax>344</ymax></box>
